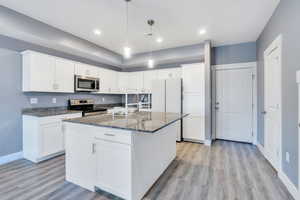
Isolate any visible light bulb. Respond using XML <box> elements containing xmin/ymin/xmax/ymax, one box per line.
<box><xmin>156</xmin><ymin>37</ymin><xmax>163</xmax><ymax>43</ymax></box>
<box><xmin>148</xmin><ymin>59</ymin><xmax>154</xmax><ymax>68</ymax></box>
<box><xmin>123</xmin><ymin>47</ymin><xmax>131</xmax><ymax>59</ymax></box>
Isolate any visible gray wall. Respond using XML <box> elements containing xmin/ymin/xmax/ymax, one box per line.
<box><xmin>212</xmin><ymin>42</ymin><xmax>257</xmax><ymax>65</ymax></box>
<box><xmin>257</xmin><ymin>0</ymin><xmax>299</xmax><ymax>186</ymax></box>
<box><xmin>0</xmin><ymin>48</ymin><xmax>122</xmax><ymax>157</ymax></box>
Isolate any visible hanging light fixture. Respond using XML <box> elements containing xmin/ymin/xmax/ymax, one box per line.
<box><xmin>123</xmin><ymin>0</ymin><xmax>131</xmax><ymax>59</ymax></box>
<box><xmin>147</xmin><ymin>19</ymin><xmax>155</xmax><ymax>68</ymax></box>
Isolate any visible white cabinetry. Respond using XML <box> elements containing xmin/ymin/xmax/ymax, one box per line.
<box><xmin>98</xmin><ymin>68</ymin><xmax>118</xmax><ymax>93</ymax></box>
<box><xmin>182</xmin><ymin>63</ymin><xmax>205</xmax><ymax>142</ymax></box>
<box><xmin>127</xmin><ymin>72</ymin><xmax>143</xmax><ymax>92</ymax></box>
<box><xmin>142</xmin><ymin>70</ymin><xmax>157</xmax><ymax>93</ymax></box>
<box><xmin>22</xmin><ymin>51</ymin><xmax>75</xmax><ymax>93</ymax></box>
<box><xmin>157</xmin><ymin>68</ymin><xmax>182</xmax><ymax>80</ymax></box>
<box><xmin>22</xmin><ymin>51</ymin><xmax>55</xmax><ymax>92</ymax></box>
<box><xmin>23</xmin><ymin>113</ymin><xmax>82</xmax><ymax>163</ymax></box>
<box><xmin>95</xmin><ymin>139</ymin><xmax>131</xmax><ymax>199</ymax></box>
<box><xmin>118</xmin><ymin>72</ymin><xmax>129</xmax><ymax>93</ymax></box>
<box><xmin>75</xmin><ymin>63</ymin><xmax>99</xmax><ymax>77</ymax></box>
<box><xmin>55</xmin><ymin>58</ymin><xmax>75</xmax><ymax>93</ymax></box>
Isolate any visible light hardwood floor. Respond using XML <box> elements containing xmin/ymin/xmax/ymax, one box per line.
<box><xmin>0</xmin><ymin>141</ymin><xmax>293</xmax><ymax>200</ymax></box>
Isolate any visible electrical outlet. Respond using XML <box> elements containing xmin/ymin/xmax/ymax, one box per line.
<box><xmin>30</xmin><ymin>98</ymin><xmax>38</xmax><ymax>104</ymax></box>
<box><xmin>102</xmin><ymin>97</ymin><xmax>105</xmax><ymax>102</ymax></box>
<box><xmin>52</xmin><ymin>98</ymin><xmax>57</xmax><ymax>104</ymax></box>
<box><xmin>286</xmin><ymin>152</ymin><xmax>290</xmax><ymax>163</ymax></box>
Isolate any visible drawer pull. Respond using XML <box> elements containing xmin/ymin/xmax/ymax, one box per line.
<box><xmin>104</xmin><ymin>133</ymin><xmax>115</xmax><ymax>137</ymax></box>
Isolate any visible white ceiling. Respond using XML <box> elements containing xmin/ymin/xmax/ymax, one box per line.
<box><xmin>0</xmin><ymin>0</ymin><xmax>280</xmax><ymax>55</ymax></box>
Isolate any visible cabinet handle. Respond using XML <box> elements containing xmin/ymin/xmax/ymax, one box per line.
<box><xmin>92</xmin><ymin>143</ymin><xmax>96</xmax><ymax>154</ymax></box>
<box><xmin>104</xmin><ymin>133</ymin><xmax>115</xmax><ymax>137</ymax></box>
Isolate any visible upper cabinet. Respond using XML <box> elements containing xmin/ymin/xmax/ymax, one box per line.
<box><xmin>98</xmin><ymin>68</ymin><xmax>118</xmax><ymax>93</ymax></box>
<box><xmin>75</xmin><ymin>63</ymin><xmax>99</xmax><ymax>77</ymax></box>
<box><xmin>55</xmin><ymin>58</ymin><xmax>75</xmax><ymax>93</ymax></box>
<box><xmin>127</xmin><ymin>72</ymin><xmax>143</xmax><ymax>92</ymax></box>
<box><xmin>142</xmin><ymin>70</ymin><xmax>158</xmax><ymax>93</ymax></box>
<box><xmin>22</xmin><ymin>51</ymin><xmax>75</xmax><ymax>93</ymax></box>
<box><xmin>22</xmin><ymin>50</ymin><xmax>186</xmax><ymax>94</ymax></box>
<box><xmin>157</xmin><ymin>68</ymin><xmax>182</xmax><ymax>80</ymax></box>
<box><xmin>182</xmin><ymin>63</ymin><xmax>204</xmax><ymax>93</ymax></box>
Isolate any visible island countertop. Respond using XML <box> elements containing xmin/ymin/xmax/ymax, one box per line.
<box><xmin>63</xmin><ymin>111</ymin><xmax>188</xmax><ymax>133</ymax></box>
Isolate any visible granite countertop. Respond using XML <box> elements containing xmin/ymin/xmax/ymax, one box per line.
<box><xmin>22</xmin><ymin>107</ymin><xmax>82</xmax><ymax>117</ymax></box>
<box><xmin>63</xmin><ymin>112</ymin><xmax>189</xmax><ymax>133</ymax></box>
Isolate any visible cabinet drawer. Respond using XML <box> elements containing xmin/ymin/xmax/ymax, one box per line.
<box><xmin>94</xmin><ymin>130</ymin><xmax>132</xmax><ymax>145</ymax></box>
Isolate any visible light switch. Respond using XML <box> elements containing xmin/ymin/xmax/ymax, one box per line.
<box><xmin>52</xmin><ymin>98</ymin><xmax>57</xmax><ymax>104</ymax></box>
<box><xmin>30</xmin><ymin>98</ymin><xmax>38</xmax><ymax>104</ymax></box>
<box><xmin>102</xmin><ymin>97</ymin><xmax>105</xmax><ymax>102</ymax></box>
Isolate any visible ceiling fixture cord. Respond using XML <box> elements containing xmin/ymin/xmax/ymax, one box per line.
<box><xmin>123</xmin><ymin>0</ymin><xmax>131</xmax><ymax>59</ymax></box>
<box><xmin>147</xmin><ymin>19</ymin><xmax>155</xmax><ymax>68</ymax></box>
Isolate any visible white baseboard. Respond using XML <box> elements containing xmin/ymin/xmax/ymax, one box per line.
<box><xmin>278</xmin><ymin>171</ymin><xmax>299</xmax><ymax>200</ymax></box>
<box><xmin>257</xmin><ymin>143</ymin><xmax>265</xmax><ymax>156</ymax></box>
<box><xmin>0</xmin><ymin>151</ymin><xmax>23</xmax><ymax>165</ymax></box>
<box><xmin>204</xmin><ymin>140</ymin><xmax>212</xmax><ymax>146</ymax></box>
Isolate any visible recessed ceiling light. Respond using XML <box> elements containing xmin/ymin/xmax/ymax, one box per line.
<box><xmin>94</xmin><ymin>29</ymin><xmax>102</xmax><ymax>36</ymax></box>
<box><xmin>199</xmin><ymin>29</ymin><xmax>207</xmax><ymax>35</ymax></box>
<box><xmin>156</xmin><ymin>37</ymin><xmax>163</xmax><ymax>43</ymax></box>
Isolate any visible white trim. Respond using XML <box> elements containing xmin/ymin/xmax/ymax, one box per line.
<box><xmin>278</xmin><ymin>171</ymin><xmax>299</xmax><ymax>200</ymax></box>
<box><xmin>212</xmin><ymin>62</ymin><xmax>258</xmax><ymax>145</ymax></box>
<box><xmin>263</xmin><ymin>34</ymin><xmax>282</xmax><ymax>172</ymax></box>
<box><xmin>257</xmin><ymin>143</ymin><xmax>265</xmax><ymax>156</ymax></box>
<box><xmin>0</xmin><ymin>152</ymin><xmax>23</xmax><ymax>165</ymax></box>
<box><xmin>213</xmin><ymin>62</ymin><xmax>257</xmax><ymax>70</ymax></box>
<box><xmin>204</xmin><ymin>140</ymin><xmax>212</xmax><ymax>146</ymax></box>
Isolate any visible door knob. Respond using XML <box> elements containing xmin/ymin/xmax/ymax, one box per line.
<box><xmin>215</xmin><ymin>107</ymin><xmax>219</xmax><ymax>110</ymax></box>
<box><xmin>262</xmin><ymin>111</ymin><xmax>267</xmax><ymax>115</ymax></box>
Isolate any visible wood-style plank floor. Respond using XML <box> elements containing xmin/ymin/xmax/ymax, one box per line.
<box><xmin>0</xmin><ymin>141</ymin><xmax>293</xmax><ymax>200</ymax></box>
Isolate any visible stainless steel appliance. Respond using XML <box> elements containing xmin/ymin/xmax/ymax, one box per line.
<box><xmin>75</xmin><ymin>75</ymin><xmax>100</xmax><ymax>92</ymax></box>
<box><xmin>68</xmin><ymin>99</ymin><xmax>107</xmax><ymax>116</ymax></box>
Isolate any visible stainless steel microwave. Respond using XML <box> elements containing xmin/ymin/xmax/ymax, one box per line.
<box><xmin>75</xmin><ymin>75</ymin><xmax>100</xmax><ymax>92</ymax></box>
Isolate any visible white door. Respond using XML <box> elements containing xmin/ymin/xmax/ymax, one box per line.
<box><xmin>264</xmin><ymin>44</ymin><xmax>281</xmax><ymax>170</ymax></box>
<box><xmin>216</xmin><ymin>68</ymin><xmax>253</xmax><ymax>143</ymax></box>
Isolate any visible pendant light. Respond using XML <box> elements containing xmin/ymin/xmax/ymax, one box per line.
<box><xmin>123</xmin><ymin>0</ymin><xmax>131</xmax><ymax>59</ymax></box>
<box><xmin>147</xmin><ymin>19</ymin><xmax>155</xmax><ymax>68</ymax></box>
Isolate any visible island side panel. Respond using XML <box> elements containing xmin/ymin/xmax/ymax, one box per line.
<box><xmin>132</xmin><ymin>121</ymin><xmax>178</xmax><ymax>200</ymax></box>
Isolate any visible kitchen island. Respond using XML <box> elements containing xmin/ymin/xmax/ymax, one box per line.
<box><xmin>63</xmin><ymin>112</ymin><xmax>188</xmax><ymax>200</ymax></box>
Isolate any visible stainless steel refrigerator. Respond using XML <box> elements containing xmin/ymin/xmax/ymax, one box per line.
<box><xmin>152</xmin><ymin>78</ymin><xmax>182</xmax><ymax>141</ymax></box>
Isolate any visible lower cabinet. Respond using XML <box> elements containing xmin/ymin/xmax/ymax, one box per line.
<box><xmin>22</xmin><ymin>113</ymin><xmax>82</xmax><ymax>163</ymax></box>
<box><xmin>95</xmin><ymin>139</ymin><xmax>131</xmax><ymax>199</ymax></box>
<box><xmin>40</xmin><ymin>121</ymin><xmax>64</xmax><ymax>157</ymax></box>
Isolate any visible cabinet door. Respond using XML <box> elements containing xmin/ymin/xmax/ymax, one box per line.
<box><xmin>142</xmin><ymin>70</ymin><xmax>157</xmax><ymax>93</ymax></box>
<box><xmin>99</xmin><ymin>68</ymin><xmax>117</xmax><ymax>93</ymax></box>
<box><xmin>95</xmin><ymin>139</ymin><xmax>131</xmax><ymax>199</ymax></box>
<box><xmin>28</xmin><ymin>52</ymin><xmax>56</xmax><ymax>92</ymax></box>
<box><xmin>40</xmin><ymin>122</ymin><xmax>64</xmax><ymax>157</ymax></box>
<box><xmin>157</xmin><ymin>68</ymin><xmax>181</xmax><ymax>80</ymax></box>
<box><xmin>75</xmin><ymin>63</ymin><xmax>99</xmax><ymax>77</ymax></box>
<box><xmin>55</xmin><ymin>58</ymin><xmax>75</xmax><ymax>93</ymax></box>
<box><xmin>118</xmin><ymin>72</ymin><xmax>128</xmax><ymax>92</ymax></box>
<box><xmin>183</xmin><ymin>115</ymin><xmax>205</xmax><ymax>141</ymax></box>
<box><xmin>182</xmin><ymin>63</ymin><xmax>205</xmax><ymax>93</ymax></box>
<box><xmin>127</xmin><ymin>72</ymin><xmax>143</xmax><ymax>92</ymax></box>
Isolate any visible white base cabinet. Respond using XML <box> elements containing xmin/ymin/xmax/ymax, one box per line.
<box><xmin>64</xmin><ymin>121</ymin><xmax>178</xmax><ymax>200</ymax></box>
<box><xmin>22</xmin><ymin>113</ymin><xmax>82</xmax><ymax>163</ymax></box>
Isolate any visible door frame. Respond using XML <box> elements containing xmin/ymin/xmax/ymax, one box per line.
<box><xmin>212</xmin><ymin>62</ymin><xmax>258</xmax><ymax>145</ymax></box>
<box><xmin>263</xmin><ymin>35</ymin><xmax>282</xmax><ymax>172</ymax></box>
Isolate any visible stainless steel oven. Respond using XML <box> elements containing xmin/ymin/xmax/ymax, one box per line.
<box><xmin>75</xmin><ymin>75</ymin><xmax>100</xmax><ymax>92</ymax></box>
